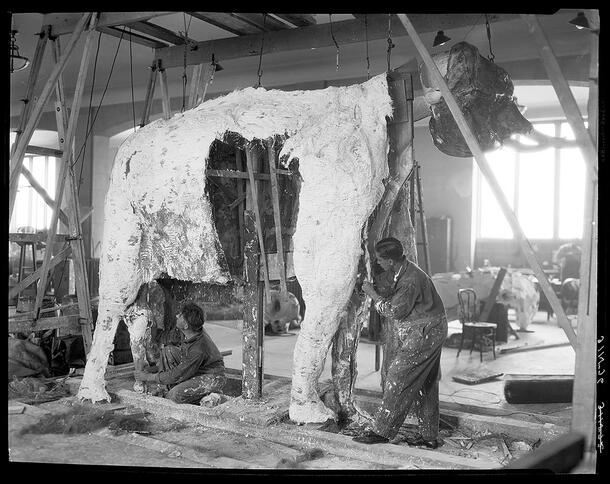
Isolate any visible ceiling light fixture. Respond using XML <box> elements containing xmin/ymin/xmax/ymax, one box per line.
<box><xmin>568</xmin><ymin>11</ymin><xmax>590</xmax><ymax>30</ymax></box>
<box><xmin>433</xmin><ymin>30</ymin><xmax>451</xmax><ymax>47</ymax></box>
<box><xmin>10</xmin><ymin>30</ymin><xmax>30</xmax><ymax>73</ymax></box>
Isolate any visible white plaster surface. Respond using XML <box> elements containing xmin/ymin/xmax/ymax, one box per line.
<box><xmin>78</xmin><ymin>74</ymin><xmax>392</xmax><ymax>408</ymax></box>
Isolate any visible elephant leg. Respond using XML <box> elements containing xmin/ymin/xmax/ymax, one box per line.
<box><xmin>289</xmin><ymin>309</ymin><xmax>342</xmax><ymax>423</ymax></box>
<box><xmin>77</xmin><ymin>310</ymin><xmax>121</xmax><ymax>402</ymax></box>
<box><xmin>124</xmin><ymin>306</ymin><xmax>152</xmax><ymax>393</ymax></box>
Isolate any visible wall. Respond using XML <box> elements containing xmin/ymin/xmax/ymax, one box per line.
<box><xmin>414</xmin><ymin>124</ymin><xmax>473</xmax><ymax>272</ymax></box>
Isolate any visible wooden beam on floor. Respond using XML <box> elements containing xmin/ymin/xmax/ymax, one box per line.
<box><xmin>155</xmin><ymin>13</ymin><xmax>518</xmax><ymax>68</ymax></box>
<box><xmin>505</xmin><ymin>432</ymin><xmax>585</xmax><ymax>472</ymax></box>
<box><xmin>44</xmin><ymin>12</ymin><xmax>173</xmax><ymax>36</ymax></box>
<box><xmin>520</xmin><ymin>14</ymin><xmax>598</xmax><ymax>182</ymax></box>
<box><xmin>396</xmin><ymin>13</ymin><xmax>577</xmax><ymax>350</ymax></box>
<box><xmin>115</xmin><ymin>388</ymin><xmax>500</xmax><ymax>469</ymax></box>
<box><xmin>571</xmin><ymin>9</ymin><xmax>599</xmax><ymax>457</ymax></box>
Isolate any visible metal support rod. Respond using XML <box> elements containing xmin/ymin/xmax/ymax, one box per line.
<box><xmin>396</xmin><ymin>13</ymin><xmax>577</xmax><ymax>348</ymax></box>
<box><xmin>9</xmin><ymin>13</ymin><xmax>91</xmax><ymax>223</ymax></box>
<box><xmin>266</xmin><ymin>140</ymin><xmax>287</xmax><ymax>293</ymax></box>
<box><xmin>245</xmin><ymin>146</ymin><xmax>272</xmax><ymax>303</ymax></box>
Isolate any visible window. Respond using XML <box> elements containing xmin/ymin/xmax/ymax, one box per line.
<box><xmin>474</xmin><ymin>121</ymin><xmax>587</xmax><ymax>240</ymax></box>
<box><xmin>9</xmin><ymin>150</ymin><xmax>58</xmax><ymax>232</ymax></box>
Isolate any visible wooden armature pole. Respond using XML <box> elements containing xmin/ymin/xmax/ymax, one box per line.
<box><xmin>571</xmin><ymin>9</ymin><xmax>599</xmax><ymax>457</ymax></box>
<box><xmin>520</xmin><ymin>14</ymin><xmax>598</xmax><ymax>183</ymax></box>
<box><xmin>9</xmin><ymin>13</ymin><xmax>91</xmax><ymax>223</ymax></box>
<box><xmin>396</xmin><ymin>13</ymin><xmax>577</xmax><ymax>349</ymax></box>
<box><xmin>33</xmin><ymin>14</ymin><xmax>98</xmax><ymax>351</ymax></box>
<box><xmin>266</xmin><ymin>139</ymin><xmax>287</xmax><ymax>294</ymax></box>
<box><xmin>245</xmin><ymin>146</ymin><xmax>272</xmax><ymax>304</ymax></box>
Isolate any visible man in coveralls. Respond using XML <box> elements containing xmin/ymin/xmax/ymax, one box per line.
<box><xmin>354</xmin><ymin>237</ymin><xmax>447</xmax><ymax>447</ymax></box>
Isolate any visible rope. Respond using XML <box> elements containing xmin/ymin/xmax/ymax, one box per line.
<box><xmin>461</xmin><ymin>14</ymin><xmax>484</xmax><ymax>43</ymax></box>
<box><xmin>72</xmin><ymin>29</ymin><xmax>124</xmax><ymax>175</ymax></box>
<box><xmin>129</xmin><ymin>28</ymin><xmax>136</xmax><ymax>132</ymax></box>
<box><xmin>485</xmin><ymin>14</ymin><xmax>495</xmax><ymax>63</ymax></box>
<box><xmin>386</xmin><ymin>14</ymin><xmax>394</xmax><ymax>72</ymax></box>
<box><xmin>256</xmin><ymin>14</ymin><xmax>267</xmax><ymax>87</ymax></box>
<box><xmin>365</xmin><ymin>14</ymin><xmax>370</xmax><ymax>80</ymax></box>
<box><xmin>329</xmin><ymin>14</ymin><xmax>340</xmax><ymax>70</ymax></box>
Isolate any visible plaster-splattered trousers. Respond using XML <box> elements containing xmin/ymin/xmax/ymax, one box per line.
<box><xmin>372</xmin><ymin>315</ymin><xmax>447</xmax><ymax>440</ymax></box>
<box><xmin>371</xmin><ymin>260</ymin><xmax>448</xmax><ymax>441</ymax></box>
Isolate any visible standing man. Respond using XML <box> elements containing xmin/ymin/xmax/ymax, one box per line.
<box><xmin>354</xmin><ymin>237</ymin><xmax>447</xmax><ymax>447</ymax></box>
<box><xmin>134</xmin><ymin>302</ymin><xmax>226</xmax><ymax>404</ymax></box>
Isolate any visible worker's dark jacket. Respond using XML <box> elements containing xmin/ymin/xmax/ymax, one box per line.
<box><xmin>156</xmin><ymin>329</ymin><xmax>224</xmax><ymax>386</ymax></box>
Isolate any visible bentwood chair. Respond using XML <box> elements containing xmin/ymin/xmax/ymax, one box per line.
<box><xmin>457</xmin><ymin>288</ymin><xmax>497</xmax><ymax>362</ymax></box>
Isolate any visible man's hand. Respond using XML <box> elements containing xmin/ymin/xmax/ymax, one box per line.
<box><xmin>361</xmin><ymin>281</ymin><xmax>378</xmax><ymax>300</ymax></box>
<box><xmin>134</xmin><ymin>369</ymin><xmax>158</xmax><ymax>382</ymax></box>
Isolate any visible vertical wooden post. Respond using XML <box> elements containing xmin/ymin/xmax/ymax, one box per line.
<box><xmin>266</xmin><ymin>139</ymin><xmax>287</xmax><ymax>293</ymax></box>
<box><xmin>571</xmin><ymin>9</ymin><xmax>599</xmax><ymax>457</ymax></box>
<box><xmin>235</xmin><ymin>149</ymin><xmax>246</xmax><ymax>261</ymax></box>
<box><xmin>33</xmin><ymin>14</ymin><xmax>98</xmax><ymax>343</ymax></box>
<box><xmin>242</xmin><ymin>211</ymin><xmax>262</xmax><ymax>399</ymax></box>
<box><xmin>187</xmin><ymin>63</ymin><xmax>204</xmax><ymax>109</ymax></box>
<box><xmin>245</xmin><ymin>146</ymin><xmax>272</xmax><ymax>303</ymax></box>
<box><xmin>140</xmin><ymin>61</ymin><xmax>158</xmax><ymax>127</ymax></box>
<box><xmin>10</xmin><ymin>25</ymin><xmax>50</xmax><ymax>160</ymax></box>
<box><xmin>199</xmin><ymin>64</ymin><xmax>216</xmax><ymax>105</ymax></box>
<box><xmin>9</xmin><ymin>13</ymin><xmax>91</xmax><ymax>223</ymax></box>
<box><xmin>397</xmin><ymin>13</ymin><xmax>577</xmax><ymax>348</ymax></box>
<box><xmin>157</xmin><ymin>61</ymin><xmax>172</xmax><ymax>120</ymax></box>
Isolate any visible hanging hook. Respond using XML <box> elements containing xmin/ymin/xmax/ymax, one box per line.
<box><xmin>485</xmin><ymin>14</ymin><xmax>495</xmax><ymax>63</ymax></box>
<box><xmin>257</xmin><ymin>13</ymin><xmax>267</xmax><ymax>88</ymax></box>
<box><xmin>386</xmin><ymin>13</ymin><xmax>395</xmax><ymax>72</ymax></box>
<box><xmin>329</xmin><ymin>14</ymin><xmax>340</xmax><ymax>70</ymax></box>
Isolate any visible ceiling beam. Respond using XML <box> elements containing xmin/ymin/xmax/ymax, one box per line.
<box><xmin>187</xmin><ymin>12</ymin><xmax>262</xmax><ymax>35</ymax></box>
<box><xmin>156</xmin><ymin>13</ymin><xmax>518</xmax><ymax>68</ymax></box>
<box><xmin>272</xmin><ymin>14</ymin><xmax>317</xmax><ymax>27</ymax></box>
<box><xmin>128</xmin><ymin>20</ymin><xmax>193</xmax><ymax>46</ymax></box>
<box><xmin>44</xmin><ymin>12</ymin><xmax>173</xmax><ymax>36</ymax></box>
<box><xmin>232</xmin><ymin>13</ymin><xmax>291</xmax><ymax>31</ymax></box>
<box><xmin>97</xmin><ymin>26</ymin><xmax>168</xmax><ymax>49</ymax></box>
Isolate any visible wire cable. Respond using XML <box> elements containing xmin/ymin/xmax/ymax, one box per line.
<box><xmin>129</xmin><ymin>27</ymin><xmax>136</xmax><ymax>131</ymax></box>
<box><xmin>365</xmin><ymin>14</ymin><xmax>370</xmax><ymax>80</ymax></box>
<box><xmin>485</xmin><ymin>14</ymin><xmax>495</xmax><ymax>63</ymax></box>
<box><xmin>329</xmin><ymin>14</ymin><xmax>340</xmax><ymax>70</ymax></box>
<box><xmin>257</xmin><ymin>14</ymin><xmax>267</xmax><ymax>87</ymax></box>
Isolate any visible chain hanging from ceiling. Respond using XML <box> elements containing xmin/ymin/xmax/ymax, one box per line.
<box><xmin>329</xmin><ymin>14</ymin><xmax>340</xmax><ymax>70</ymax></box>
<box><xmin>257</xmin><ymin>13</ymin><xmax>267</xmax><ymax>88</ymax></box>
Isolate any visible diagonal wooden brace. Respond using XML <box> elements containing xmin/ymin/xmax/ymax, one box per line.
<box><xmin>397</xmin><ymin>13</ymin><xmax>577</xmax><ymax>349</ymax></box>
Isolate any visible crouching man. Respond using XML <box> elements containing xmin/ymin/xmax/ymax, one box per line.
<box><xmin>134</xmin><ymin>302</ymin><xmax>226</xmax><ymax>404</ymax></box>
